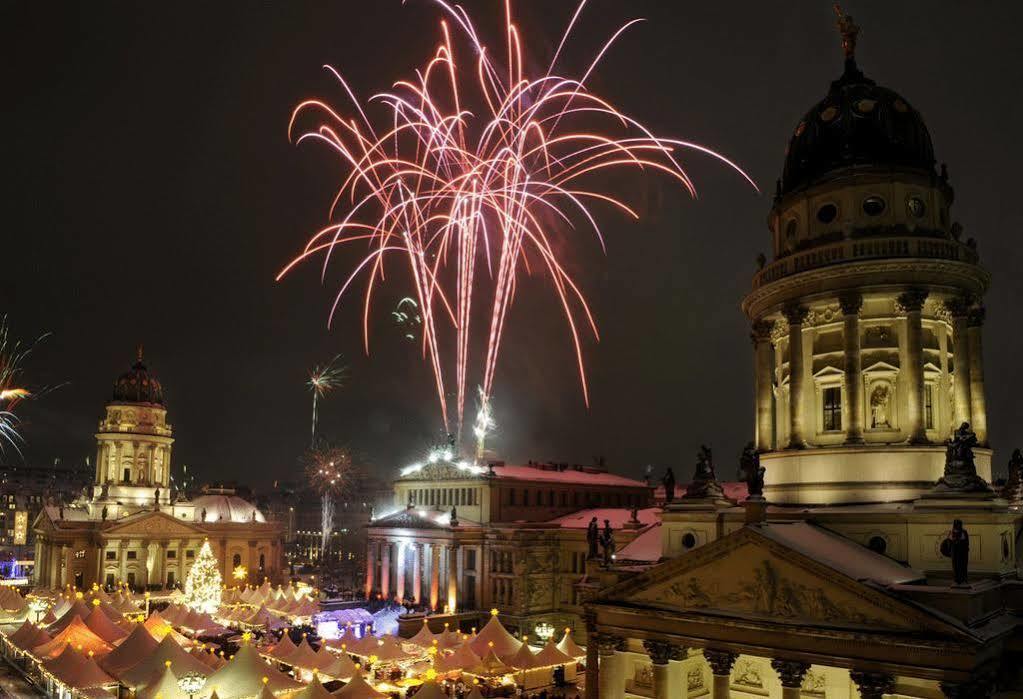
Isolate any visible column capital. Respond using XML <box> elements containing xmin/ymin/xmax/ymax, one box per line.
<box><xmin>782</xmin><ymin>304</ymin><xmax>809</xmax><ymax>325</ymax></box>
<box><xmin>770</xmin><ymin>659</ymin><xmax>810</xmax><ymax>688</ymax></box>
<box><xmin>849</xmin><ymin>670</ymin><xmax>895</xmax><ymax>699</ymax></box>
<box><xmin>944</xmin><ymin>295</ymin><xmax>974</xmax><ymax>318</ymax></box>
<box><xmin>896</xmin><ymin>288</ymin><xmax>929</xmax><ymax>313</ymax></box>
<box><xmin>838</xmin><ymin>291</ymin><xmax>863</xmax><ymax>315</ymax></box>
<box><xmin>642</xmin><ymin>639</ymin><xmax>675</xmax><ymax>665</ymax></box>
<box><xmin>750</xmin><ymin>319</ymin><xmax>775</xmax><ymax>345</ymax></box>
<box><xmin>593</xmin><ymin>632</ymin><xmax>625</xmax><ymax>656</ymax></box>
<box><xmin>703</xmin><ymin>649</ymin><xmax>737</xmax><ymax>676</ymax></box>
<box><xmin>967</xmin><ymin>306</ymin><xmax>986</xmax><ymax>328</ymax></box>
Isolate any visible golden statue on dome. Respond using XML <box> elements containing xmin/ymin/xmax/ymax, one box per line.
<box><xmin>833</xmin><ymin>4</ymin><xmax>860</xmax><ymax>59</ymax></box>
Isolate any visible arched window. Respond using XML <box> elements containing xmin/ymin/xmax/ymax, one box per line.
<box><xmin>232</xmin><ymin>553</ymin><xmax>242</xmax><ymax>567</ymax></box>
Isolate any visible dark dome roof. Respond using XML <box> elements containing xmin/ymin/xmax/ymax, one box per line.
<box><xmin>112</xmin><ymin>349</ymin><xmax>164</xmax><ymax>405</ymax></box>
<box><xmin>780</xmin><ymin>59</ymin><xmax>936</xmax><ymax>196</ymax></box>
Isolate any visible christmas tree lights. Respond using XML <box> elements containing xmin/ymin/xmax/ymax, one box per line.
<box><xmin>184</xmin><ymin>540</ymin><xmax>222</xmax><ymax>614</ymax></box>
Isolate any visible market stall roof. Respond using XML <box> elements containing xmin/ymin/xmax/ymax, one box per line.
<box><xmin>534</xmin><ymin>640</ymin><xmax>574</xmax><ymax>668</ymax></box>
<box><xmin>143</xmin><ymin>611</ymin><xmax>192</xmax><ymax>645</ymax></box>
<box><xmin>468</xmin><ymin>613</ymin><xmax>521</xmax><ymax>658</ymax></box>
<box><xmin>120</xmin><ymin>635</ymin><xmax>211</xmax><ymax>690</ymax></box>
<box><xmin>435</xmin><ymin>641</ymin><xmax>481</xmax><ymax>674</ymax></box>
<box><xmin>504</xmin><ymin>642</ymin><xmax>537</xmax><ymax>670</ymax></box>
<box><xmin>85</xmin><ymin>606</ymin><xmax>129</xmax><ymax>645</ymax></box>
<box><xmin>466</xmin><ymin>649</ymin><xmax>511</xmax><ymax>677</ymax></box>
<box><xmin>205</xmin><ymin>642</ymin><xmax>302</xmax><ymax>699</ymax></box>
<box><xmin>288</xmin><ymin>674</ymin><xmax>334</xmax><ymax>699</ymax></box>
<box><xmin>333</xmin><ymin>669</ymin><xmax>387</xmax><ymax>699</ymax></box>
<box><xmin>555</xmin><ymin>629</ymin><xmax>585</xmax><ymax>659</ymax></box>
<box><xmin>408</xmin><ymin>620</ymin><xmax>436</xmax><ymax>647</ymax></box>
<box><xmin>137</xmin><ymin>666</ymin><xmax>188</xmax><ymax>699</ymax></box>
<box><xmin>410</xmin><ymin>679</ymin><xmax>446</xmax><ymax>699</ymax></box>
<box><xmin>465</xmin><ymin>686</ymin><xmax>484</xmax><ymax>699</ymax></box>
<box><xmin>41</xmin><ymin>644</ymin><xmax>115</xmax><ymax>689</ymax></box>
<box><xmin>49</xmin><ymin>600</ymin><xmax>95</xmax><ymax>634</ymax></box>
<box><xmin>319</xmin><ymin>646</ymin><xmax>357</xmax><ymax>680</ymax></box>
<box><xmin>267</xmin><ymin>632</ymin><xmax>297</xmax><ymax>661</ymax></box>
<box><xmin>283</xmin><ymin>637</ymin><xmax>320</xmax><ymax>669</ymax></box>
<box><xmin>33</xmin><ymin>616</ymin><xmax>114</xmax><ymax>659</ymax></box>
<box><xmin>8</xmin><ymin>621</ymin><xmax>44</xmax><ymax>649</ymax></box>
<box><xmin>98</xmin><ymin>624</ymin><xmax>159</xmax><ymax>678</ymax></box>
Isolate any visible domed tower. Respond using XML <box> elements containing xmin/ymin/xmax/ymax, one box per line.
<box><xmin>741</xmin><ymin>10</ymin><xmax>990</xmax><ymax>504</ymax></box>
<box><xmin>94</xmin><ymin>346</ymin><xmax>174</xmax><ymax>504</ymax></box>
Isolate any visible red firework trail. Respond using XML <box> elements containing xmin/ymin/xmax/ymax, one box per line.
<box><xmin>278</xmin><ymin>0</ymin><xmax>756</xmax><ymax>441</ymax></box>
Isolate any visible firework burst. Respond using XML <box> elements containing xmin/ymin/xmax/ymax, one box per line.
<box><xmin>307</xmin><ymin>355</ymin><xmax>347</xmax><ymax>447</ymax></box>
<box><xmin>0</xmin><ymin>317</ymin><xmax>50</xmax><ymax>458</ymax></box>
<box><xmin>280</xmin><ymin>0</ymin><xmax>756</xmax><ymax>450</ymax></box>
<box><xmin>304</xmin><ymin>446</ymin><xmax>353</xmax><ymax>560</ymax></box>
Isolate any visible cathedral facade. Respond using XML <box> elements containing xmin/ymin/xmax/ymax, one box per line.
<box><xmin>32</xmin><ymin>351</ymin><xmax>285</xmax><ymax>591</ymax></box>
<box><xmin>583</xmin><ymin>12</ymin><xmax>1022</xmax><ymax>699</ymax></box>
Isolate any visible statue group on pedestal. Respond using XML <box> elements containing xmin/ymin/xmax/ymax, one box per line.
<box><xmin>936</xmin><ymin>422</ymin><xmax>992</xmax><ymax>494</ymax></box>
<box><xmin>586</xmin><ymin>517</ymin><xmax>616</xmax><ymax>565</ymax></box>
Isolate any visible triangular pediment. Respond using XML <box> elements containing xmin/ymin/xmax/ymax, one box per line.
<box><xmin>863</xmin><ymin>360</ymin><xmax>899</xmax><ymax>374</ymax></box>
<box><xmin>399</xmin><ymin>460</ymin><xmax>485</xmax><ymax>482</ymax></box>
<box><xmin>597</xmin><ymin>525</ymin><xmax>962</xmax><ymax>637</ymax></box>
<box><xmin>812</xmin><ymin>366</ymin><xmax>844</xmax><ymax>380</ymax></box>
<box><xmin>104</xmin><ymin>511</ymin><xmax>205</xmax><ymax>538</ymax></box>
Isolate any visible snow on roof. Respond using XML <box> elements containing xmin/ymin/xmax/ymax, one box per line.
<box><xmin>491</xmin><ymin>464</ymin><xmax>648</xmax><ymax>488</ymax></box>
<box><xmin>616</xmin><ymin>522</ymin><xmax>662</xmax><ymax>562</ymax></box>
<box><xmin>755</xmin><ymin>522</ymin><xmax>924</xmax><ymax>586</ymax></box>
<box><xmin>549</xmin><ymin>507</ymin><xmax>660</xmax><ymax>529</ymax></box>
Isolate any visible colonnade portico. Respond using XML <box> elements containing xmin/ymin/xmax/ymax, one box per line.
<box><xmin>365</xmin><ymin>535</ymin><xmax>482</xmax><ymax>613</ymax></box>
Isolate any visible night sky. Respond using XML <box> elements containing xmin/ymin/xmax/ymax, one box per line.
<box><xmin>4</xmin><ymin>2</ymin><xmax>1022</xmax><ymax>488</ymax></box>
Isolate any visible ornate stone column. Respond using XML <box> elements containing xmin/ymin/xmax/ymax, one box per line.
<box><xmin>593</xmin><ymin>633</ymin><xmax>623</xmax><ymax>699</ymax></box>
<box><xmin>899</xmin><ymin>289</ymin><xmax>929</xmax><ymax>443</ymax></box>
<box><xmin>704</xmin><ymin>649</ymin><xmax>737</xmax><ymax>698</ymax></box>
<box><xmin>412</xmin><ymin>543</ymin><xmax>422</xmax><ymax>604</ymax></box>
<box><xmin>946</xmin><ymin>298</ymin><xmax>973</xmax><ymax>428</ymax></box>
<box><xmin>380</xmin><ymin>543</ymin><xmax>391</xmax><ymax>601</ymax></box>
<box><xmin>644</xmin><ymin>640</ymin><xmax>682</xmax><ymax>698</ymax></box>
<box><xmin>771</xmin><ymin>659</ymin><xmax>809</xmax><ymax>699</ymax></box>
<box><xmin>752</xmin><ymin>320</ymin><xmax>776</xmax><ymax>452</ymax></box>
<box><xmin>394</xmin><ymin>543</ymin><xmax>406</xmax><ymax>604</ymax></box>
<box><xmin>967</xmin><ymin>307</ymin><xmax>988</xmax><ymax>444</ymax></box>
<box><xmin>429</xmin><ymin>544</ymin><xmax>440</xmax><ymax>610</ymax></box>
<box><xmin>783</xmin><ymin>305</ymin><xmax>809</xmax><ymax>449</ymax></box>
<box><xmin>364</xmin><ymin>540</ymin><xmax>376</xmax><ymax>600</ymax></box>
<box><xmin>850</xmin><ymin>670</ymin><xmax>895</xmax><ymax>699</ymax></box>
<box><xmin>839</xmin><ymin>292</ymin><xmax>864</xmax><ymax>443</ymax></box>
<box><xmin>446</xmin><ymin>544</ymin><xmax>459</xmax><ymax>612</ymax></box>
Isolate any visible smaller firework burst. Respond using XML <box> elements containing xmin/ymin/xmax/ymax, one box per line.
<box><xmin>307</xmin><ymin>355</ymin><xmax>347</xmax><ymax>448</ymax></box>
<box><xmin>304</xmin><ymin>446</ymin><xmax>353</xmax><ymax>561</ymax></box>
<box><xmin>0</xmin><ymin>317</ymin><xmax>50</xmax><ymax>458</ymax></box>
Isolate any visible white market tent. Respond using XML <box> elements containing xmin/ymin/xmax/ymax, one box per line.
<box><xmin>469</xmin><ymin>613</ymin><xmax>521</xmax><ymax>658</ymax></box>
<box><xmin>120</xmin><ymin>635</ymin><xmax>212</xmax><ymax>690</ymax></box>
<box><xmin>333</xmin><ymin>669</ymin><xmax>387</xmax><ymax>699</ymax></box>
<box><xmin>205</xmin><ymin>643</ymin><xmax>303</xmax><ymax>699</ymax></box>
<box><xmin>98</xmin><ymin>624</ymin><xmax>159</xmax><ymax>679</ymax></box>
<box><xmin>556</xmin><ymin>628</ymin><xmax>585</xmax><ymax>660</ymax></box>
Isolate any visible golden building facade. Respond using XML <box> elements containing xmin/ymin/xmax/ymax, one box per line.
<box><xmin>33</xmin><ymin>351</ymin><xmax>284</xmax><ymax>590</ymax></box>
<box><xmin>583</xmin><ymin>14</ymin><xmax>1023</xmax><ymax>699</ymax></box>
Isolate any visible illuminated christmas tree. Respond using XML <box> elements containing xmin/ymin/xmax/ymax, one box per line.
<box><xmin>184</xmin><ymin>539</ymin><xmax>222</xmax><ymax>614</ymax></box>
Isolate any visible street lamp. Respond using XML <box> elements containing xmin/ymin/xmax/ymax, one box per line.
<box><xmin>177</xmin><ymin>671</ymin><xmax>207</xmax><ymax>699</ymax></box>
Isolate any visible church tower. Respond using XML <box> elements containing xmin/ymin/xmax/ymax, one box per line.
<box><xmin>93</xmin><ymin>347</ymin><xmax>174</xmax><ymax>506</ymax></box>
<box><xmin>741</xmin><ymin>12</ymin><xmax>990</xmax><ymax>504</ymax></box>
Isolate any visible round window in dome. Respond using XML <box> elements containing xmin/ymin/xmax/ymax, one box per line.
<box><xmin>681</xmin><ymin>533</ymin><xmax>697</xmax><ymax>550</ymax></box>
<box><xmin>785</xmin><ymin>219</ymin><xmax>798</xmax><ymax>240</ymax></box>
<box><xmin>816</xmin><ymin>203</ymin><xmax>838</xmax><ymax>224</ymax></box>
<box><xmin>863</xmin><ymin>197</ymin><xmax>886</xmax><ymax>216</ymax></box>
<box><xmin>855</xmin><ymin>99</ymin><xmax>877</xmax><ymax>114</ymax></box>
<box><xmin>820</xmin><ymin>106</ymin><xmax>839</xmax><ymax>123</ymax></box>
<box><xmin>907</xmin><ymin>197</ymin><xmax>926</xmax><ymax>219</ymax></box>
<box><xmin>893</xmin><ymin>99</ymin><xmax>909</xmax><ymax>113</ymax></box>
<box><xmin>867</xmin><ymin>536</ymin><xmax>888</xmax><ymax>555</ymax></box>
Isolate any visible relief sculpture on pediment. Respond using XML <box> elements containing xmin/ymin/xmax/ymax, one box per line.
<box><xmin>648</xmin><ymin>557</ymin><xmax>898</xmax><ymax>628</ymax></box>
